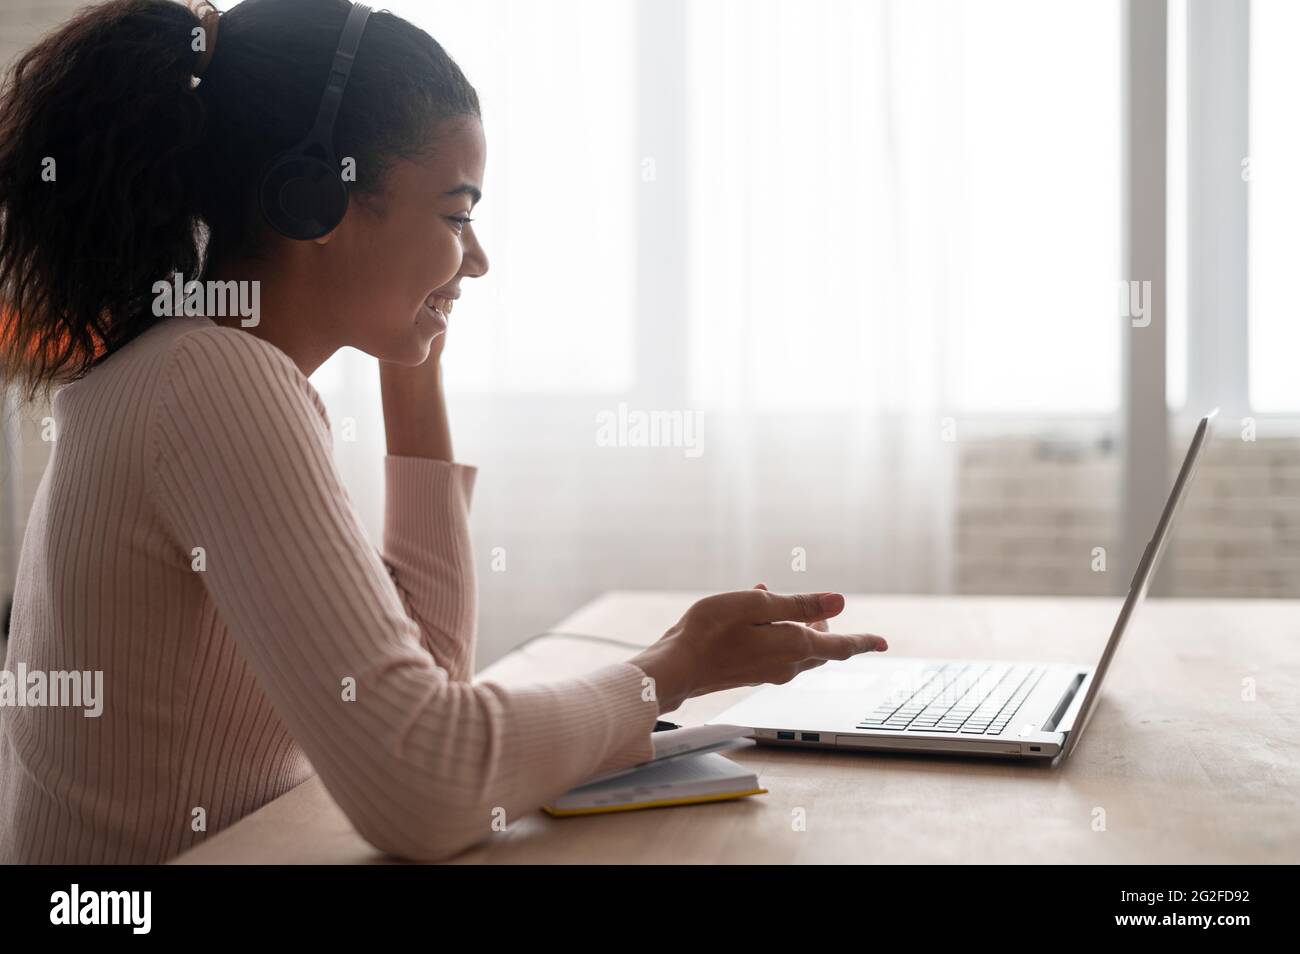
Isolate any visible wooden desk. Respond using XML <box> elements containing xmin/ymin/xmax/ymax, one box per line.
<box><xmin>172</xmin><ymin>592</ymin><xmax>1299</xmax><ymax>864</ymax></box>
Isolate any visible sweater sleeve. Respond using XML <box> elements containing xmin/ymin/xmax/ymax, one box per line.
<box><xmin>380</xmin><ymin>456</ymin><xmax>479</xmax><ymax>682</ymax></box>
<box><xmin>148</xmin><ymin>327</ymin><xmax>659</xmax><ymax>860</ymax></box>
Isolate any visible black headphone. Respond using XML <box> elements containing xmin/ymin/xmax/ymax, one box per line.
<box><xmin>259</xmin><ymin>2</ymin><xmax>373</xmax><ymax>240</ymax></box>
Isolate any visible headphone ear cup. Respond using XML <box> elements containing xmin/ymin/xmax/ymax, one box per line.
<box><xmin>259</xmin><ymin>153</ymin><xmax>349</xmax><ymax>240</ymax></box>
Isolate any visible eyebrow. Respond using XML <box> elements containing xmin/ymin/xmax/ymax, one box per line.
<box><xmin>443</xmin><ymin>184</ymin><xmax>482</xmax><ymax>205</ymax></box>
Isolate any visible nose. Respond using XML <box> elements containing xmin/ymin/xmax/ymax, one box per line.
<box><xmin>459</xmin><ymin>225</ymin><xmax>489</xmax><ymax>280</ymax></box>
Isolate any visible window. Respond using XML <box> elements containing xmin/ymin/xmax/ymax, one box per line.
<box><xmin>1170</xmin><ymin>0</ymin><xmax>1300</xmax><ymax>420</ymax></box>
<box><xmin>1248</xmin><ymin>0</ymin><xmax>1300</xmax><ymax>413</ymax></box>
<box><xmin>686</xmin><ymin>0</ymin><xmax>1121</xmax><ymax>414</ymax></box>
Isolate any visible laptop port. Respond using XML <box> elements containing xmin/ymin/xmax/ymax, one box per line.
<box><xmin>1029</xmin><ymin>746</ymin><xmax>1041</xmax><ymax>752</ymax></box>
<box><xmin>801</xmin><ymin>732</ymin><xmax>821</xmax><ymax>742</ymax></box>
<box><xmin>776</xmin><ymin>731</ymin><xmax>795</xmax><ymax>740</ymax></box>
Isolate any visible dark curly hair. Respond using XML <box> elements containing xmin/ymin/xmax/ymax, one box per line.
<box><xmin>0</xmin><ymin>0</ymin><xmax>480</xmax><ymax>403</ymax></box>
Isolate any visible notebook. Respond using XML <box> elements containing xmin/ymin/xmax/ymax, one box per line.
<box><xmin>578</xmin><ymin>722</ymin><xmax>755</xmax><ymax>787</ymax></box>
<box><xmin>542</xmin><ymin>749</ymin><xmax>766</xmax><ymax>816</ymax></box>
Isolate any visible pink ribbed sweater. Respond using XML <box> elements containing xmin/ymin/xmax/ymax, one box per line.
<box><xmin>0</xmin><ymin>316</ymin><xmax>659</xmax><ymax>864</ymax></box>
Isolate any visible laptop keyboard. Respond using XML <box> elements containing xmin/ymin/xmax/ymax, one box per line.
<box><xmin>857</xmin><ymin>663</ymin><xmax>1046</xmax><ymax>735</ymax></box>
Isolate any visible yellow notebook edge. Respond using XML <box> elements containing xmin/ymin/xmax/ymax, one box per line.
<box><xmin>542</xmin><ymin>787</ymin><xmax>768</xmax><ymax>818</ymax></box>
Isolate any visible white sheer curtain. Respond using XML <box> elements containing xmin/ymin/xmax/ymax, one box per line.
<box><xmin>313</xmin><ymin>0</ymin><xmax>1120</xmax><ymax>665</ymax></box>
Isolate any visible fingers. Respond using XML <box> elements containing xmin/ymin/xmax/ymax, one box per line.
<box><xmin>806</xmin><ymin>628</ymin><xmax>889</xmax><ymax>659</ymax></box>
<box><xmin>754</xmin><ymin>582</ymin><xmax>827</xmax><ymax>631</ymax></box>
<box><xmin>762</xmin><ymin>621</ymin><xmax>889</xmax><ymax>660</ymax></box>
<box><xmin>739</xmin><ymin>588</ymin><xmax>845</xmax><ymax>625</ymax></box>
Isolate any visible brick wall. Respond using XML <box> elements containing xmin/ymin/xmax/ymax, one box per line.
<box><xmin>956</xmin><ymin>435</ymin><xmax>1118</xmax><ymax>595</ymax></box>
<box><xmin>1174</xmin><ymin>433</ymin><xmax>1300</xmax><ymax>596</ymax></box>
<box><xmin>955</xmin><ymin>430</ymin><xmax>1300</xmax><ymax>598</ymax></box>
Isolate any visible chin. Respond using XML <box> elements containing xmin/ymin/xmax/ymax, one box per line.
<box><xmin>364</xmin><ymin>325</ymin><xmax>438</xmax><ymax>365</ymax></box>
<box><xmin>393</xmin><ymin>334</ymin><xmax>437</xmax><ymax>366</ymax></box>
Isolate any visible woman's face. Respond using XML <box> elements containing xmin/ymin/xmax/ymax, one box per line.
<box><xmin>325</xmin><ymin>115</ymin><xmax>489</xmax><ymax>364</ymax></box>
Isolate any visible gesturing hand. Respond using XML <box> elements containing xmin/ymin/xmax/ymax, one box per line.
<box><xmin>630</xmin><ymin>587</ymin><xmax>889</xmax><ymax>715</ymax></box>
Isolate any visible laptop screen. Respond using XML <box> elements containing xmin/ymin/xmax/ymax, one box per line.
<box><xmin>1057</xmin><ymin>410</ymin><xmax>1217</xmax><ymax>759</ymax></box>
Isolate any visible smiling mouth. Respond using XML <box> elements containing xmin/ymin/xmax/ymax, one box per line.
<box><xmin>423</xmin><ymin>292</ymin><xmax>455</xmax><ymax>320</ymax></box>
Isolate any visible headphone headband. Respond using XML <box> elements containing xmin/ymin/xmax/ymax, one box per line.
<box><xmin>259</xmin><ymin>3</ymin><xmax>373</xmax><ymax>240</ymax></box>
<box><xmin>308</xmin><ymin>3</ymin><xmax>372</xmax><ymax>143</ymax></box>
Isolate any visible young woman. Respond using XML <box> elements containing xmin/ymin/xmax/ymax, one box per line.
<box><xmin>0</xmin><ymin>0</ymin><xmax>887</xmax><ymax>863</ymax></box>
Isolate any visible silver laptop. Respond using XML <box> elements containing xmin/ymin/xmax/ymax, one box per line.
<box><xmin>709</xmin><ymin>410</ymin><xmax>1217</xmax><ymax>763</ymax></box>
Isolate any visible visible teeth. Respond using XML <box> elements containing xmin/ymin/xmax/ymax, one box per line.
<box><xmin>424</xmin><ymin>294</ymin><xmax>453</xmax><ymax>317</ymax></box>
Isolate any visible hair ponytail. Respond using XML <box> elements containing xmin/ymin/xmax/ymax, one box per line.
<box><xmin>1</xmin><ymin>0</ymin><xmax>481</xmax><ymax>404</ymax></box>
<box><xmin>0</xmin><ymin>0</ymin><xmax>209</xmax><ymax>402</ymax></box>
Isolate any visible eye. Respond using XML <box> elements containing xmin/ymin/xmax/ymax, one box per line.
<box><xmin>446</xmin><ymin>214</ymin><xmax>475</xmax><ymax>231</ymax></box>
